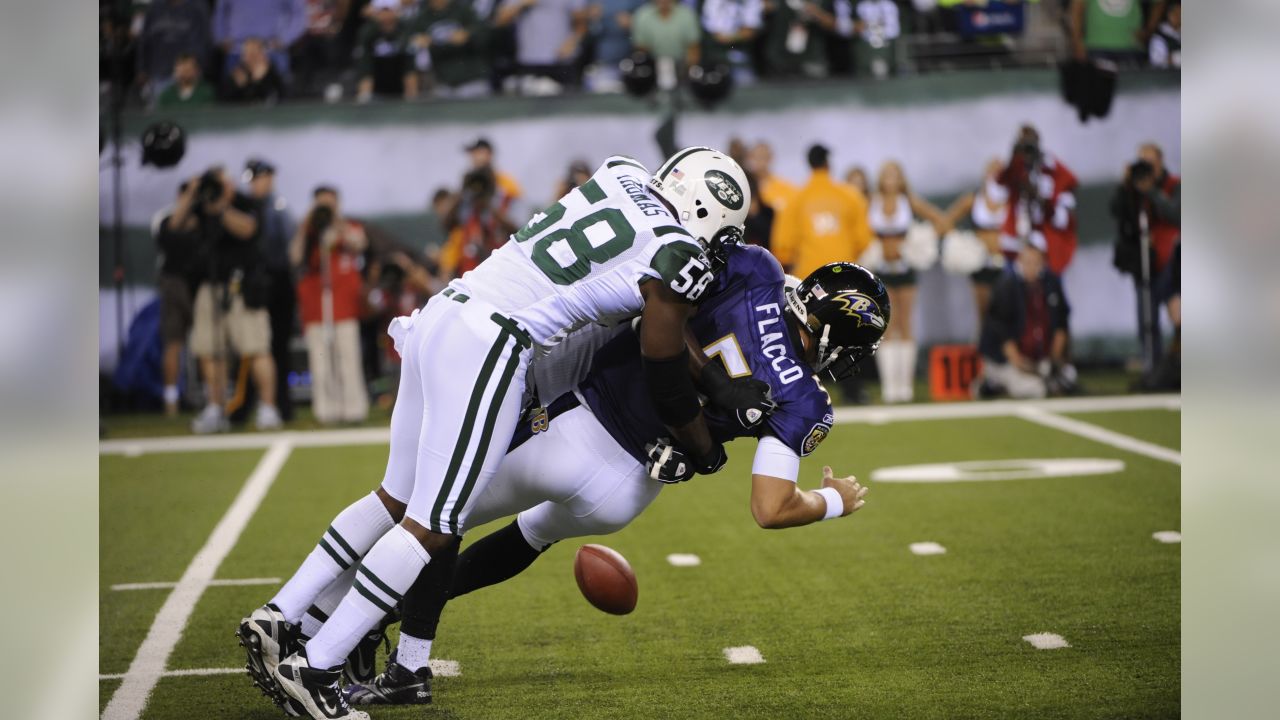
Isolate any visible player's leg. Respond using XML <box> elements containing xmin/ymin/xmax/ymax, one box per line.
<box><xmin>285</xmin><ymin>303</ymin><xmax>530</xmax><ymax>717</ymax></box>
<box><xmin>346</xmin><ymin>402</ymin><xmax>641</xmax><ymax>705</ymax></box>
<box><xmin>349</xmin><ymin>406</ymin><xmax>655</xmax><ymax>706</ymax></box>
<box><xmin>344</xmin><ymin>402</ymin><xmax>563</xmax><ymax>706</ymax></box>
<box><xmin>451</xmin><ymin>404</ymin><xmax>657</xmax><ymax>598</ymax></box>
<box><xmin>236</xmin><ymin>305</ymin><xmax>434</xmax><ymax>713</ymax></box>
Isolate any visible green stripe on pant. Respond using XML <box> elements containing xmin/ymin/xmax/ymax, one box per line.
<box><xmin>427</xmin><ymin>328</ymin><xmax>513</xmax><ymax>533</ymax></box>
<box><xmin>446</xmin><ymin>341</ymin><xmax>524</xmax><ymax>532</ymax></box>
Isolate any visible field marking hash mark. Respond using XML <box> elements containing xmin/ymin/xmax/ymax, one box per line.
<box><xmin>1023</xmin><ymin>633</ymin><xmax>1071</xmax><ymax>650</ymax></box>
<box><xmin>723</xmin><ymin>646</ymin><xmax>766</xmax><ymax>664</ymax></box>
<box><xmin>909</xmin><ymin>542</ymin><xmax>947</xmax><ymax>556</ymax></box>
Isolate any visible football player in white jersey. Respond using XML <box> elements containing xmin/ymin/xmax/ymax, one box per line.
<box><xmin>238</xmin><ymin>148</ymin><xmax>758</xmax><ymax>720</ymax></box>
<box><xmin>333</xmin><ymin>254</ymin><xmax>887</xmax><ymax>708</ymax></box>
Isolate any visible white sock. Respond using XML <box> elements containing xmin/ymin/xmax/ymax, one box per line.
<box><xmin>899</xmin><ymin>341</ymin><xmax>917</xmax><ymax>402</ymax></box>
<box><xmin>300</xmin><ymin>567</ymin><xmax>357</xmax><ymax>639</ymax></box>
<box><xmin>875</xmin><ymin>340</ymin><xmax>896</xmax><ymax>403</ymax></box>
<box><xmin>305</xmin><ymin>525</ymin><xmax>430</xmax><ymax>670</ymax></box>
<box><xmin>163</xmin><ymin>385</ymin><xmax>179</xmax><ymax>405</ymax></box>
<box><xmin>270</xmin><ymin>492</ymin><xmax>395</xmax><ymax>622</ymax></box>
<box><xmin>396</xmin><ymin>633</ymin><xmax>433</xmax><ymax>672</ymax></box>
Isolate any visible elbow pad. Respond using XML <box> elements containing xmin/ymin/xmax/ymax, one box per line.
<box><xmin>643</xmin><ymin>349</ymin><xmax>702</xmax><ymax>427</ymax></box>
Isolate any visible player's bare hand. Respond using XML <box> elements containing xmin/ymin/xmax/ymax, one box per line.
<box><xmin>821</xmin><ymin>465</ymin><xmax>867</xmax><ymax>516</ymax></box>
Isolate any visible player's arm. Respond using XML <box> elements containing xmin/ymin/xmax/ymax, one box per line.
<box><xmin>684</xmin><ymin>326</ymin><xmax>777</xmax><ymax>430</ymax></box>
<box><xmin>638</xmin><ymin>278</ymin><xmax>723</xmax><ymax>472</ymax></box>
<box><xmin>749</xmin><ymin>436</ymin><xmax>866</xmax><ymax>528</ymax></box>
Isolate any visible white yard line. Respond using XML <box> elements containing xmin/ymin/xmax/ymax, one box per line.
<box><xmin>99</xmin><ymin>659</ymin><xmax>461</xmax><ymax>682</ymax></box>
<box><xmin>110</xmin><ymin>577</ymin><xmax>281</xmax><ymax>592</ymax></box>
<box><xmin>101</xmin><ymin>440</ymin><xmax>293</xmax><ymax>720</ymax></box>
<box><xmin>100</xmin><ymin>427</ymin><xmax>390</xmax><ymax>456</ymax></box>
<box><xmin>100</xmin><ymin>395</ymin><xmax>1180</xmax><ymax>456</ymax></box>
<box><xmin>1016</xmin><ymin>407</ymin><xmax>1181</xmax><ymax>465</ymax></box>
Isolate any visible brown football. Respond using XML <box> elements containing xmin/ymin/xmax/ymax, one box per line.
<box><xmin>573</xmin><ymin>544</ymin><xmax>638</xmax><ymax>615</ymax></box>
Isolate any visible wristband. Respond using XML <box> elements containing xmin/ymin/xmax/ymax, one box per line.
<box><xmin>815</xmin><ymin>487</ymin><xmax>843</xmax><ymax>520</ymax></box>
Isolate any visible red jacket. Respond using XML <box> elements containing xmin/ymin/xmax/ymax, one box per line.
<box><xmin>297</xmin><ymin>220</ymin><xmax>365</xmax><ymax>327</ymax></box>
<box><xmin>1150</xmin><ymin>173</ymin><xmax>1180</xmax><ymax>272</ymax></box>
<box><xmin>1001</xmin><ymin>153</ymin><xmax>1079</xmax><ymax>275</ymax></box>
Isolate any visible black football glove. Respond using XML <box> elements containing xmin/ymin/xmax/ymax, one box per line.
<box><xmin>646</xmin><ymin>438</ymin><xmax>728</xmax><ymax>483</ymax></box>
<box><xmin>646</xmin><ymin>438</ymin><xmax>695</xmax><ymax>484</ymax></box>
<box><xmin>690</xmin><ymin>440</ymin><xmax>728</xmax><ymax>475</ymax></box>
<box><xmin>699</xmin><ymin>361</ymin><xmax>777</xmax><ymax>431</ymax></box>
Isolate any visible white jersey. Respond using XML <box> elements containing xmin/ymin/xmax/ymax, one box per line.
<box><xmin>452</xmin><ymin>156</ymin><xmax>715</xmax><ymax>347</ymax></box>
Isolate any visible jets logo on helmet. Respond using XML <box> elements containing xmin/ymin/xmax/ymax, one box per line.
<box><xmin>648</xmin><ymin>147</ymin><xmax>751</xmax><ymax>266</ymax></box>
<box><xmin>704</xmin><ymin>170</ymin><xmax>744</xmax><ymax>210</ymax></box>
<box><xmin>830</xmin><ymin>291</ymin><xmax>886</xmax><ymax>330</ymax></box>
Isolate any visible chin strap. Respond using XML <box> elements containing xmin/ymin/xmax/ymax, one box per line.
<box><xmin>813</xmin><ymin>324</ymin><xmax>838</xmax><ymax>375</ymax></box>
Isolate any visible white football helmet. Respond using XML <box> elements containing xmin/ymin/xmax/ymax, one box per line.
<box><xmin>648</xmin><ymin>146</ymin><xmax>751</xmax><ymax>252</ymax></box>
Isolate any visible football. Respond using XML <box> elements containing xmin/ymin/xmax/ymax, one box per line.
<box><xmin>573</xmin><ymin>544</ymin><xmax>638</xmax><ymax>615</ymax></box>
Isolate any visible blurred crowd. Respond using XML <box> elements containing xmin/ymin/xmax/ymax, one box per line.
<box><xmin>142</xmin><ymin>124</ymin><xmax>1178</xmax><ymax>433</ymax></box>
<box><xmin>100</xmin><ymin>0</ymin><xmax>1180</xmax><ymax>106</ymax></box>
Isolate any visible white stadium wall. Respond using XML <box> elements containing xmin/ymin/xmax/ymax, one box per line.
<box><xmin>99</xmin><ymin>71</ymin><xmax>1179</xmax><ymax>371</ymax></box>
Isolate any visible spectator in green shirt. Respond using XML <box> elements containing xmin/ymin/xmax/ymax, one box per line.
<box><xmin>156</xmin><ymin>53</ymin><xmax>216</xmax><ymax>109</ymax></box>
<box><xmin>1069</xmin><ymin>0</ymin><xmax>1169</xmax><ymax>65</ymax></box>
<box><xmin>631</xmin><ymin>0</ymin><xmax>701</xmax><ymax>66</ymax></box>
<box><xmin>411</xmin><ymin>0</ymin><xmax>492</xmax><ymax>97</ymax></box>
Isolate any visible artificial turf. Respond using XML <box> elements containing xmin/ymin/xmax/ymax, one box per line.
<box><xmin>101</xmin><ymin>410</ymin><xmax>1180</xmax><ymax>719</ymax></box>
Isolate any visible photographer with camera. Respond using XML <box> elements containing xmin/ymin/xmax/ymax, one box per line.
<box><xmin>154</xmin><ymin>182</ymin><xmax>203</xmax><ymax>417</ymax></box>
<box><xmin>244</xmin><ymin>158</ymin><xmax>297</xmax><ymax>422</ymax></box>
<box><xmin>1110</xmin><ymin>142</ymin><xmax>1180</xmax><ymax>388</ymax></box>
<box><xmin>290</xmin><ymin>186</ymin><xmax>370</xmax><ymax>424</ymax></box>
<box><xmin>438</xmin><ymin>166</ymin><xmax>517</xmax><ymax>279</ymax></box>
<box><xmin>997</xmin><ymin>125</ymin><xmax>1079</xmax><ymax>276</ymax></box>
<box><xmin>169</xmin><ymin>166</ymin><xmax>281</xmax><ymax>434</ymax></box>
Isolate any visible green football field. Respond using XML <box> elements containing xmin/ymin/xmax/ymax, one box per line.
<box><xmin>99</xmin><ymin>396</ymin><xmax>1181</xmax><ymax>720</ymax></box>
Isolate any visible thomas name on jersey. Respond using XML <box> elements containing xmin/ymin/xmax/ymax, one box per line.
<box><xmin>616</xmin><ymin>172</ymin><xmax>669</xmax><ymax>218</ymax></box>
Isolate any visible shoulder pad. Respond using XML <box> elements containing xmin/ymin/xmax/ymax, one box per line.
<box><xmin>601</xmin><ymin>155</ymin><xmax>650</xmax><ymax>175</ymax></box>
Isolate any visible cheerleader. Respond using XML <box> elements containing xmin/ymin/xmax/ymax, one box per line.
<box><xmin>864</xmin><ymin>161</ymin><xmax>945</xmax><ymax>403</ymax></box>
<box><xmin>943</xmin><ymin>159</ymin><xmax>1009</xmax><ymax>326</ymax></box>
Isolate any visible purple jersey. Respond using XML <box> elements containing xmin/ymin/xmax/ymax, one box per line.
<box><xmin>579</xmin><ymin>244</ymin><xmax>835</xmax><ymax>462</ymax></box>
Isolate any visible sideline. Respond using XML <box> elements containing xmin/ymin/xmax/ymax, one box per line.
<box><xmin>100</xmin><ymin>395</ymin><xmax>1181</xmax><ymax>456</ymax></box>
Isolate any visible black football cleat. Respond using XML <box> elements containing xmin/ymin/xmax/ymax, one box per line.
<box><xmin>237</xmin><ymin>604</ymin><xmax>305</xmax><ymax>716</ymax></box>
<box><xmin>343</xmin><ymin>612</ymin><xmax>395</xmax><ymax>685</ymax></box>
<box><xmin>274</xmin><ymin>651</ymin><xmax>369</xmax><ymax>720</ymax></box>
<box><xmin>343</xmin><ymin>650</ymin><xmax>433</xmax><ymax>706</ymax></box>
